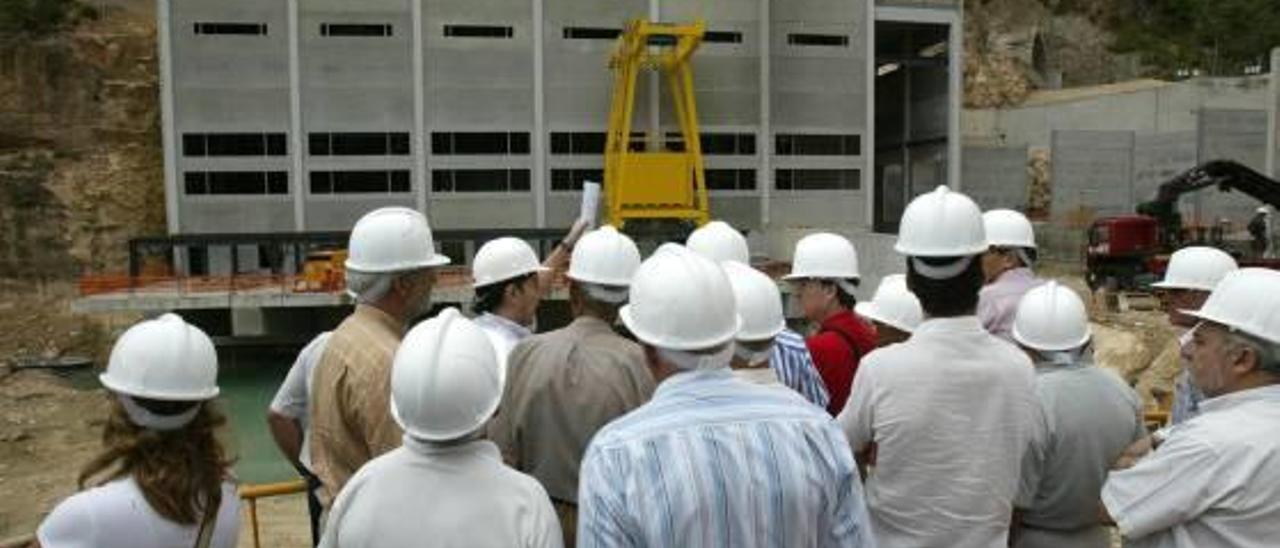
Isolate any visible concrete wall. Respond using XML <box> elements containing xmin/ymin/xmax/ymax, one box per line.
<box><xmin>163</xmin><ymin>0</ymin><xmax>946</xmax><ymax>238</ymax></box>
<box><xmin>1050</xmin><ymin>130</ymin><xmax>1134</xmax><ymax>218</ymax></box>
<box><xmin>965</xmin><ymin>77</ymin><xmax>1271</xmax><ymax>150</ymax></box>
<box><xmin>961</xmin><ymin>145</ymin><xmax>1028</xmax><ymax>210</ymax></box>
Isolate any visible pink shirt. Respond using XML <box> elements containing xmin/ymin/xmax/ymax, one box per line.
<box><xmin>978</xmin><ymin>267</ymin><xmax>1043</xmax><ymax>343</ymax></box>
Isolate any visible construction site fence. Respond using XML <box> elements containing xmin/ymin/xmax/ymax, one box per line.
<box><xmin>78</xmin><ymin>267</ymin><xmax>479</xmax><ymax>298</ymax></box>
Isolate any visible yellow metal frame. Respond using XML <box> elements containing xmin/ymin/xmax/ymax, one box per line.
<box><xmin>604</xmin><ymin>19</ymin><xmax>710</xmax><ymax>228</ymax></box>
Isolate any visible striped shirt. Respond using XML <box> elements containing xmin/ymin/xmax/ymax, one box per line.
<box><xmin>772</xmin><ymin>329</ymin><xmax>831</xmax><ymax>409</ymax></box>
<box><xmin>577</xmin><ymin>368</ymin><xmax>875</xmax><ymax>548</ymax></box>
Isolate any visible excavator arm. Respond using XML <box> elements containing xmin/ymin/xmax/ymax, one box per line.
<box><xmin>1136</xmin><ymin>160</ymin><xmax>1280</xmax><ymax>248</ymax></box>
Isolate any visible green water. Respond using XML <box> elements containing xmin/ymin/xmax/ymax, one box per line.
<box><xmin>216</xmin><ymin>348</ymin><xmax>298</xmax><ymax>485</ymax></box>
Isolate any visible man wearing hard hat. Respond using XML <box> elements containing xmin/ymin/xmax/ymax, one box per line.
<box><xmin>576</xmin><ymin>244</ymin><xmax>874</xmax><ymax>547</ymax></box>
<box><xmin>1150</xmin><ymin>246</ymin><xmax>1238</xmax><ymax>424</ymax></box>
<box><xmin>854</xmin><ymin>274</ymin><xmax>923</xmax><ymax>348</ymax></box>
<box><xmin>1009</xmin><ymin>283</ymin><xmax>1143</xmax><ymax>548</ymax></box>
<box><xmin>689</xmin><ymin>220</ymin><xmax>829</xmax><ymax>408</ymax></box>
<box><xmin>838</xmin><ymin>186</ymin><xmax>1037</xmax><ymax>547</ymax></box>
<box><xmin>470</xmin><ymin>221</ymin><xmax>588</xmax><ymax>370</ymax></box>
<box><xmin>489</xmin><ymin>226</ymin><xmax>654</xmax><ymax>546</ymax></box>
<box><xmin>319</xmin><ymin>308</ymin><xmax>563</xmax><ymax>548</ymax></box>
<box><xmin>309</xmin><ymin>207</ymin><xmax>451</xmax><ymax>506</ymax></box>
<box><xmin>783</xmin><ymin>232</ymin><xmax>878</xmax><ymax>415</ymax></box>
<box><xmin>1103</xmin><ymin>268</ymin><xmax>1280</xmax><ymax>547</ymax></box>
<box><xmin>978</xmin><ymin>209</ymin><xmax>1044</xmax><ymax>342</ymax></box>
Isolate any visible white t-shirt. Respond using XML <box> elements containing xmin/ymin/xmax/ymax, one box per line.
<box><xmin>320</xmin><ymin>437</ymin><xmax>562</xmax><ymax>548</ymax></box>
<box><xmin>269</xmin><ymin>331</ymin><xmax>332</xmax><ymax>471</ymax></box>
<box><xmin>1103</xmin><ymin>384</ymin><xmax>1280</xmax><ymax>548</ymax></box>
<box><xmin>38</xmin><ymin>477</ymin><xmax>241</xmax><ymax>548</ymax></box>
<box><xmin>838</xmin><ymin>316</ymin><xmax>1038</xmax><ymax>548</ymax></box>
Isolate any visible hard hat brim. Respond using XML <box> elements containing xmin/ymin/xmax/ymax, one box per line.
<box><xmin>1150</xmin><ymin>280</ymin><xmax>1214</xmax><ymax>292</ymax></box>
<box><xmin>99</xmin><ymin>373</ymin><xmax>221</xmax><ymax>401</ymax></box>
<box><xmin>345</xmin><ymin>253</ymin><xmax>452</xmax><ymax>274</ymax></box>
<box><xmin>472</xmin><ymin>265</ymin><xmax>551</xmax><ymax>289</ymax></box>
<box><xmin>619</xmin><ymin>305</ymin><xmax>743</xmax><ymax>351</ymax></box>
<box><xmin>855</xmin><ymin>303</ymin><xmax>915</xmax><ymax>334</ymax></box>
<box><xmin>1183</xmin><ymin>309</ymin><xmax>1280</xmax><ymax>346</ymax></box>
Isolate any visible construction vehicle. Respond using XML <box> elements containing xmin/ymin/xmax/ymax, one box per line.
<box><xmin>293</xmin><ymin>249</ymin><xmax>347</xmax><ymax>293</ymax></box>
<box><xmin>1086</xmin><ymin>160</ymin><xmax>1280</xmax><ymax>290</ymax></box>
<box><xmin>604</xmin><ymin>19</ymin><xmax>710</xmax><ymax>231</ymax></box>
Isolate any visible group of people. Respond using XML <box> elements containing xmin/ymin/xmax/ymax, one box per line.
<box><xmin>34</xmin><ymin>185</ymin><xmax>1280</xmax><ymax>548</ymax></box>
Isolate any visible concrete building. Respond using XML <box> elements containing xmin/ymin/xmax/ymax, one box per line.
<box><xmin>158</xmin><ymin>0</ymin><xmax>962</xmax><ymax>256</ymax></box>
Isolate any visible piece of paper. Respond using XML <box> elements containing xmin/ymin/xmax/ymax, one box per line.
<box><xmin>580</xmin><ymin>181</ymin><xmax>601</xmax><ymax>229</ymax></box>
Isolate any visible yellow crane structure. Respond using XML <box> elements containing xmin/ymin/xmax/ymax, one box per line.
<box><xmin>604</xmin><ymin>19</ymin><xmax>710</xmax><ymax>228</ymax></box>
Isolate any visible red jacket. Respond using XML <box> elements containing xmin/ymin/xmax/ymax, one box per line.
<box><xmin>805</xmin><ymin>310</ymin><xmax>878</xmax><ymax>415</ymax></box>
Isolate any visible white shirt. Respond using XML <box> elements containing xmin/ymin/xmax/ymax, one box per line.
<box><xmin>1102</xmin><ymin>384</ymin><xmax>1280</xmax><ymax>548</ymax></box>
<box><xmin>268</xmin><ymin>331</ymin><xmax>332</xmax><ymax>471</ymax></box>
<box><xmin>321</xmin><ymin>437</ymin><xmax>563</xmax><ymax>548</ymax></box>
<box><xmin>732</xmin><ymin>365</ymin><xmax>784</xmax><ymax>387</ymax></box>
<box><xmin>38</xmin><ymin>477</ymin><xmax>241</xmax><ymax>548</ymax></box>
<box><xmin>475</xmin><ymin>312</ymin><xmax>533</xmax><ymax>370</ymax></box>
<box><xmin>838</xmin><ymin>316</ymin><xmax>1038</xmax><ymax>548</ymax></box>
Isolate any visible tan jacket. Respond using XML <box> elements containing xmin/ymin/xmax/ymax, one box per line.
<box><xmin>309</xmin><ymin>305</ymin><xmax>404</xmax><ymax>505</ymax></box>
<box><xmin>488</xmin><ymin>316</ymin><xmax>654</xmax><ymax>503</ymax></box>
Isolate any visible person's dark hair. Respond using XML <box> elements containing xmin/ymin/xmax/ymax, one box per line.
<box><xmin>907</xmin><ymin>255</ymin><xmax>983</xmax><ymax>317</ymax></box>
<box><xmin>808</xmin><ymin>279</ymin><xmax>858</xmax><ymax>309</ymax></box>
<box><xmin>79</xmin><ymin>397</ymin><xmax>234</xmax><ymax>525</ymax></box>
<box><xmin>471</xmin><ymin>273</ymin><xmax>536</xmax><ymax>315</ymax></box>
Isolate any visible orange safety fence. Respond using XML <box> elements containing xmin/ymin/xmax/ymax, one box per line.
<box><xmin>77</xmin><ymin>266</ymin><xmax>518</xmax><ymax>298</ymax></box>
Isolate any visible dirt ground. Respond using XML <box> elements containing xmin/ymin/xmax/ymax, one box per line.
<box><xmin>0</xmin><ymin>368</ymin><xmax>311</xmax><ymax>546</ymax></box>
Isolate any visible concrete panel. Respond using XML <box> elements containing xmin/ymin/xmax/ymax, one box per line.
<box><xmin>179</xmin><ymin>199</ymin><xmax>297</xmax><ymax>234</ymax></box>
<box><xmin>961</xmin><ymin>146</ymin><xmax>1028</xmax><ymax>211</ymax></box>
<box><xmin>769</xmin><ymin>192</ymin><xmax>866</xmax><ymax>228</ymax></box>
<box><xmin>1199</xmin><ymin>109</ymin><xmax>1269</xmax><ymax>222</ymax></box>
<box><xmin>1133</xmin><ymin>131</ymin><xmax>1197</xmax><ymax>205</ymax></box>
<box><xmin>1050</xmin><ymin>130</ymin><xmax>1134</xmax><ymax>219</ymax></box>
<box><xmin>708</xmin><ymin>196</ymin><xmax>763</xmax><ymax>232</ymax></box>
<box><xmin>428</xmin><ymin>197</ymin><xmax>537</xmax><ymax>229</ymax></box>
<box><xmin>304</xmin><ymin>197</ymin><xmax>417</xmax><ymax>231</ymax></box>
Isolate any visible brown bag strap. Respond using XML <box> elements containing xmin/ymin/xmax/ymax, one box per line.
<box><xmin>193</xmin><ymin>495</ymin><xmax>219</xmax><ymax>548</ymax></box>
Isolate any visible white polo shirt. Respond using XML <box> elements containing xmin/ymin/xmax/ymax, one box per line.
<box><xmin>268</xmin><ymin>331</ymin><xmax>332</xmax><ymax>471</ymax></box>
<box><xmin>1103</xmin><ymin>384</ymin><xmax>1280</xmax><ymax>548</ymax></box>
<box><xmin>838</xmin><ymin>316</ymin><xmax>1038</xmax><ymax>547</ymax></box>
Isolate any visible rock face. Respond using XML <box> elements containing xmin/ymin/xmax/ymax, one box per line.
<box><xmin>0</xmin><ymin>10</ymin><xmax>164</xmax><ymax>279</ymax></box>
<box><xmin>964</xmin><ymin>0</ymin><xmax>1142</xmax><ymax>108</ymax></box>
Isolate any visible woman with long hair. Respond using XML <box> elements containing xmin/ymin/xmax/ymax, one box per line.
<box><xmin>37</xmin><ymin>314</ymin><xmax>240</xmax><ymax>548</ymax></box>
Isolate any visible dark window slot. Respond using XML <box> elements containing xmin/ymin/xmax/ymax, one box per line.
<box><xmin>310</xmin><ymin>170</ymin><xmax>411</xmax><ymax>193</ymax></box>
<box><xmin>775</xmin><ymin>134</ymin><xmax>861</xmax><ymax>156</ymax></box>
<box><xmin>550</xmin><ymin>169</ymin><xmax>604</xmax><ymax>191</ymax></box>
<box><xmin>321</xmin><ymin>23</ymin><xmax>393</xmax><ymax>37</ymax></box>
<box><xmin>308</xmin><ymin>132</ymin><xmax>410</xmax><ymax>156</ymax></box>
<box><xmin>443</xmin><ymin>25</ymin><xmax>514</xmax><ymax>38</ymax></box>
<box><xmin>549</xmin><ymin>132</ymin><xmax>606</xmax><ymax>155</ymax></box>
<box><xmin>432</xmin><ymin>169</ymin><xmax>531</xmax><ymax>193</ymax></box>
<box><xmin>194</xmin><ymin>23</ymin><xmax>267</xmax><ymax>35</ymax></box>
<box><xmin>705</xmin><ymin>169</ymin><xmax>757</xmax><ymax>191</ymax></box>
<box><xmin>774</xmin><ymin>169</ymin><xmax>861</xmax><ymax>191</ymax></box>
<box><xmin>563</xmin><ymin>27</ymin><xmax>621</xmax><ymax>40</ymax></box>
<box><xmin>431</xmin><ymin>132</ymin><xmax>530</xmax><ymax>155</ymax></box>
<box><xmin>184</xmin><ymin>171</ymin><xmax>287</xmax><ymax>195</ymax></box>
<box><xmin>182</xmin><ymin>134</ymin><xmax>206</xmax><ymax>157</ymax></box>
<box><xmin>787</xmin><ymin>33</ymin><xmax>848</xmax><ymax>47</ymax></box>
<box><xmin>704</xmin><ymin>31</ymin><xmax>743</xmax><ymax>44</ymax></box>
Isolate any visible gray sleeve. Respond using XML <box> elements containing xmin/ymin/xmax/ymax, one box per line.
<box><xmin>1015</xmin><ymin>395</ymin><xmax>1050</xmax><ymax>509</ymax></box>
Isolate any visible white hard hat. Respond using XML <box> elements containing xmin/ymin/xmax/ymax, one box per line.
<box><xmin>983</xmin><ymin>209</ymin><xmax>1037</xmax><ymax>249</ymax></box>
<box><xmin>687</xmin><ymin>220</ymin><xmax>750</xmax><ymax>265</ymax></box>
<box><xmin>471</xmin><ymin>237</ymin><xmax>548</xmax><ymax>289</ymax></box>
<box><xmin>1186</xmin><ymin>268</ymin><xmax>1280</xmax><ymax>345</ymax></box>
<box><xmin>722</xmin><ymin>261</ymin><xmax>786</xmax><ymax>342</ymax></box>
<box><xmin>895</xmin><ymin>185</ymin><xmax>987</xmax><ymax>257</ymax></box>
<box><xmin>854</xmin><ymin>274</ymin><xmax>923</xmax><ymax>334</ymax></box>
<box><xmin>99</xmin><ymin>313</ymin><xmax>219</xmax><ymax>401</ymax></box>
<box><xmin>1258</xmin><ymin>206</ymin><xmax>1270</xmax><ymax>215</ymax></box>
<box><xmin>1151</xmin><ymin>246</ymin><xmax>1239</xmax><ymax>292</ymax></box>
<box><xmin>620</xmin><ymin>244</ymin><xmax>742</xmax><ymax>350</ymax></box>
<box><xmin>783</xmin><ymin>232</ymin><xmax>860</xmax><ymax>281</ymax></box>
<box><xmin>345</xmin><ymin>207</ymin><xmax>451</xmax><ymax>273</ymax></box>
<box><xmin>1011</xmin><ymin>281</ymin><xmax>1091</xmax><ymax>352</ymax></box>
<box><xmin>390</xmin><ymin>308</ymin><xmax>504</xmax><ymax>441</ymax></box>
<box><xmin>567</xmin><ymin>226</ymin><xmax>642</xmax><ymax>286</ymax></box>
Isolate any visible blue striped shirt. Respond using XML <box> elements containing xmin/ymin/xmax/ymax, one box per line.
<box><xmin>577</xmin><ymin>369</ymin><xmax>875</xmax><ymax>548</ymax></box>
<box><xmin>772</xmin><ymin>329</ymin><xmax>831</xmax><ymax>409</ymax></box>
